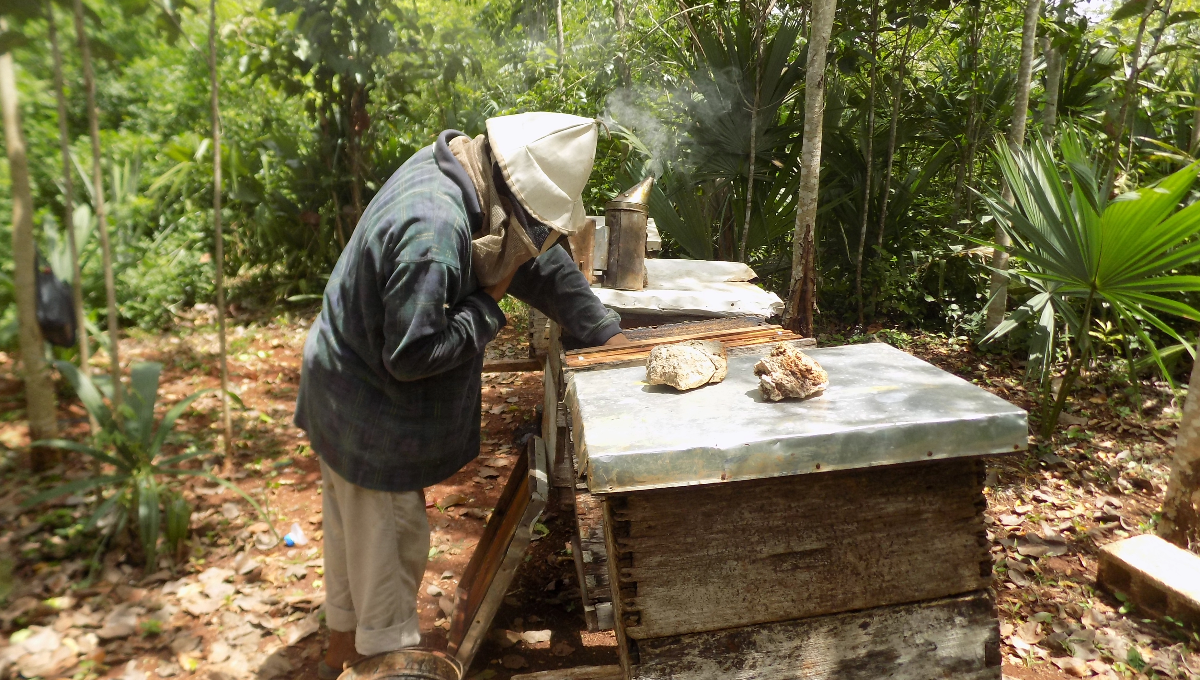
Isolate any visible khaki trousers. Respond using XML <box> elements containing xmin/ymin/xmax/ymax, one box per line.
<box><xmin>320</xmin><ymin>461</ymin><xmax>430</xmax><ymax>655</ymax></box>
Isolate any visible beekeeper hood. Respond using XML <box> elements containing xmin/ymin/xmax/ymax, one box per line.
<box><xmin>448</xmin><ymin>112</ymin><xmax>599</xmax><ymax>287</ymax></box>
<box><xmin>487</xmin><ymin>112</ymin><xmax>598</xmax><ymax>235</ymax></box>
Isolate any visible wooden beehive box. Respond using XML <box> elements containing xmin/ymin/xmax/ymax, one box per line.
<box><xmin>563</xmin><ymin>342</ymin><xmax>1027</xmax><ymax>679</ymax></box>
<box><xmin>549</xmin><ymin>317</ymin><xmax>809</xmax><ymax>632</ymax></box>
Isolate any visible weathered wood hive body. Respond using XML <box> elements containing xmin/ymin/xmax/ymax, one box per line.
<box><xmin>547</xmin><ymin>322</ymin><xmax>1027</xmax><ymax>680</ymax></box>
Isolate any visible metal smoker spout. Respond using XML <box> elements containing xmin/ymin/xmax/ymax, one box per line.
<box><xmin>612</xmin><ymin>176</ymin><xmax>655</xmax><ymax>206</ymax></box>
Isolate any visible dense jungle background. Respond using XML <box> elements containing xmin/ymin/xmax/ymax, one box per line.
<box><xmin>1</xmin><ymin>0</ymin><xmax>1197</xmax><ymax>343</ymax></box>
<box><xmin>3</xmin><ymin>0</ymin><xmax>1200</xmax><ymax>678</ymax></box>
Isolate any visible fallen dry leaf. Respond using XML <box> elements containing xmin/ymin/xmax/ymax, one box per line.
<box><xmin>437</xmin><ymin>493</ymin><xmax>468</xmax><ymax>511</ymax></box>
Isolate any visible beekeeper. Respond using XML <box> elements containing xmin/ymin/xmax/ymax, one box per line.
<box><xmin>295</xmin><ymin>112</ymin><xmax>628</xmax><ymax>677</ymax></box>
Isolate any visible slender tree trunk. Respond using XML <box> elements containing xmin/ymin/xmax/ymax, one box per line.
<box><xmin>72</xmin><ymin>0</ymin><xmax>121</xmax><ymax>409</ymax></box>
<box><xmin>1101</xmin><ymin>0</ymin><xmax>1158</xmax><ymax>197</ymax></box>
<box><xmin>556</xmin><ymin>0</ymin><xmax>565</xmax><ymax>64</ymax></box>
<box><xmin>210</xmin><ymin>0</ymin><xmax>234</xmax><ymax>461</ymax></box>
<box><xmin>1191</xmin><ymin>73</ymin><xmax>1200</xmax><ymax>154</ymax></box>
<box><xmin>1</xmin><ymin>24</ymin><xmax>60</xmax><ymax>468</ymax></box>
<box><xmin>783</xmin><ymin>0</ymin><xmax>838</xmax><ymax>336</ymax></box>
<box><xmin>854</xmin><ymin>0</ymin><xmax>880</xmax><ymax>328</ymax></box>
<box><xmin>1040</xmin><ymin>0</ymin><xmax>1066</xmax><ymax>129</ymax></box>
<box><xmin>613</xmin><ymin>0</ymin><xmax>630</xmax><ymax>86</ymax></box>
<box><xmin>949</xmin><ymin>3</ymin><xmax>980</xmax><ymax>227</ymax></box>
<box><xmin>984</xmin><ymin>0</ymin><xmax>1042</xmax><ymax>334</ymax></box>
<box><xmin>48</xmin><ymin>8</ymin><xmax>91</xmax><ymax>380</ymax></box>
<box><xmin>739</xmin><ymin>88</ymin><xmax>761</xmax><ymax>263</ymax></box>
<box><xmin>1160</xmin><ymin>346</ymin><xmax>1200</xmax><ymax>550</ymax></box>
<box><xmin>738</xmin><ymin>3</ymin><xmax>770</xmax><ymax>263</ymax></box>
<box><xmin>49</xmin><ymin>6</ymin><xmax>97</xmax><ymax>437</ymax></box>
<box><xmin>875</xmin><ymin>25</ymin><xmax>913</xmax><ymax>251</ymax></box>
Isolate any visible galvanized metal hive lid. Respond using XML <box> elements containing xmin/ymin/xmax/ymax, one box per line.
<box><xmin>567</xmin><ymin>342</ymin><xmax>1028</xmax><ymax>494</ymax></box>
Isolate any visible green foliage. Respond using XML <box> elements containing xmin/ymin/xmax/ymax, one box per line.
<box><xmin>23</xmin><ymin>361</ymin><xmax>271</xmax><ymax>568</ymax></box>
<box><xmin>980</xmin><ymin>127</ymin><xmax>1200</xmax><ymax>433</ymax></box>
<box><xmin>0</xmin><ymin>0</ymin><xmax>1198</xmax><ymax>396</ymax></box>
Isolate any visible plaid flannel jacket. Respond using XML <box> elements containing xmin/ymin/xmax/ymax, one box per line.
<box><xmin>295</xmin><ymin>131</ymin><xmax>621</xmax><ymax>492</ymax></box>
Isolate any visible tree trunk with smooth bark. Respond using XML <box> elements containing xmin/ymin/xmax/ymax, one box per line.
<box><xmin>1040</xmin><ymin>0</ymin><xmax>1066</xmax><ymax>130</ymax></box>
<box><xmin>1191</xmin><ymin>74</ymin><xmax>1200</xmax><ymax>153</ymax></box>
<box><xmin>949</xmin><ymin>2</ymin><xmax>981</xmax><ymax>228</ymax></box>
<box><xmin>72</xmin><ymin>0</ymin><xmax>122</xmax><ymax>409</ymax></box>
<box><xmin>738</xmin><ymin>2</ymin><xmax>770</xmax><ymax>264</ymax></box>
<box><xmin>875</xmin><ymin>25</ymin><xmax>913</xmax><ymax>251</ymax></box>
<box><xmin>0</xmin><ymin>25</ymin><xmax>60</xmax><ymax>468</ymax></box>
<box><xmin>210</xmin><ymin>0</ymin><xmax>234</xmax><ymax>460</ymax></box>
<box><xmin>48</xmin><ymin>6</ymin><xmax>92</xmax><ymax>389</ymax></box>
<box><xmin>984</xmin><ymin>0</ymin><xmax>1042</xmax><ymax>334</ymax></box>
<box><xmin>1101</xmin><ymin>0</ymin><xmax>1159</xmax><ymax>197</ymax></box>
<box><xmin>1160</xmin><ymin>349</ymin><xmax>1200</xmax><ymax>551</ymax></box>
<box><xmin>556</xmin><ymin>0</ymin><xmax>565</xmax><ymax>65</ymax></box>
<box><xmin>614</xmin><ymin>0</ymin><xmax>630</xmax><ymax>86</ymax></box>
<box><xmin>783</xmin><ymin>0</ymin><xmax>838</xmax><ymax>336</ymax></box>
<box><xmin>854</xmin><ymin>0</ymin><xmax>880</xmax><ymax>328</ymax></box>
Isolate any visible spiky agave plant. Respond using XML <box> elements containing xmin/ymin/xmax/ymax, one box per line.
<box><xmin>980</xmin><ymin>127</ymin><xmax>1200</xmax><ymax>435</ymax></box>
<box><xmin>24</xmin><ymin>361</ymin><xmax>271</xmax><ymax>569</ymax></box>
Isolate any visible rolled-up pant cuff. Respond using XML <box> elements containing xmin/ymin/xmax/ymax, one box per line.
<box><xmin>355</xmin><ymin>610</ymin><xmax>422</xmax><ymax>656</ymax></box>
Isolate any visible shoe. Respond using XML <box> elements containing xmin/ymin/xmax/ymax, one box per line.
<box><xmin>317</xmin><ymin>660</ymin><xmax>342</xmax><ymax>680</ymax></box>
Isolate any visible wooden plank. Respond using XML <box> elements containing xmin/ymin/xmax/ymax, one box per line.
<box><xmin>606</xmin><ymin>459</ymin><xmax>991</xmax><ymax>640</ymax></box>
<box><xmin>629</xmin><ymin>592</ymin><xmax>1001</xmax><ymax>680</ymax></box>
<box><xmin>1098</xmin><ymin>534</ymin><xmax>1200</xmax><ymax>626</ymax></box>
<box><xmin>621</xmin><ymin>316</ymin><xmax>769</xmax><ymax>342</ymax></box>
<box><xmin>564</xmin><ymin>330</ymin><xmax>811</xmax><ymax>371</ymax></box>
<box><xmin>530</xmin><ymin>308</ymin><xmax>552</xmax><ymax>356</ymax></box>
<box><xmin>512</xmin><ymin>666</ymin><xmax>624</xmax><ymax>680</ymax></box>
<box><xmin>448</xmin><ymin>438</ymin><xmax>549</xmax><ymax>670</ymax></box>
<box><xmin>548</xmin><ymin>320</ymin><xmax>564</xmax><ymax>391</ymax></box>
<box><xmin>568</xmin><ymin>325</ymin><xmax>793</xmax><ymax>357</ymax></box>
<box><xmin>543</xmin><ymin>360</ymin><xmax>560</xmax><ymax>485</ymax></box>
<box><xmin>483</xmin><ymin>358</ymin><xmax>543</xmax><ymax>373</ymax></box>
<box><xmin>573</xmin><ymin>484</ymin><xmax>614</xmax><ymax>632</ymax></box>
<box><xmin>604</xmin><ymin>495</ymin><xmax>637</xmax><ymax>673</ymax></box>
<box><xmin>567</xmin><ymin>217</ymin><xmax>597</xmax><ymax>285</ymax></box>
<box><xmin>566</xmin><ymin>331</ymin><xmax>806</xmax><ymax>364</ymax></box>
<box><xmin>568</xmin><ymin>337</ymin><xmax>816</xmax><ymax>373</ymax></box>
<box><xmin>574</xmin><ymin>490</ymin><xmax>612</xmax><ymax>603</ymax></box>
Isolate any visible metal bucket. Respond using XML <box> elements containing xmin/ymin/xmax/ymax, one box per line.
<box><xmin>338</xmin><ymin>649</ymin><xmax>462</xmax><ymax>680</ymax></box>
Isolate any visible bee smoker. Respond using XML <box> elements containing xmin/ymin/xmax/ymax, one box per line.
<box><xmin>603</xmin><ymin>176</ymin><xmax>654</xmax><ymax>291</ymax></box>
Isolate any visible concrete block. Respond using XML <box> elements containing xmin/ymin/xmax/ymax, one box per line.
<box><xmin>1097</xmin><ymin>534</ymin><xmax>1200</xmax><ymax>625</ymax></box>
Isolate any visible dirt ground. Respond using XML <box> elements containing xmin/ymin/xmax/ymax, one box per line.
<box><xmin>0</xmin><ymin>314</ymin><xmax>1198</xmax><ymax>680</ymax></box>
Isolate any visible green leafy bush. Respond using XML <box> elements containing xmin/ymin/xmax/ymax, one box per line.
<box><xmin>24</xmin><ymin>362</ymin><xmax>269</xmax><ymax>568</ymax></box>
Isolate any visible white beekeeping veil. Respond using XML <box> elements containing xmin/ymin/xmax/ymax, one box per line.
<box><xmin>486</xmin><ymin>112</ymin><xmax>599</xmax><ymax>236</ymax></box>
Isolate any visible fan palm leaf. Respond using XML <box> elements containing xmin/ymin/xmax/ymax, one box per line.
<box><xmin>978</xmin><ymin>125</ymin><xmax>1200</xmax><ymax>434</ymax></box>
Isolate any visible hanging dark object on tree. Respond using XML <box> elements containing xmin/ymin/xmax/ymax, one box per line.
<box><xmin>35</xmin><ymin>250</ymin><xmax>76</xmax><ymax>348</ymax></box>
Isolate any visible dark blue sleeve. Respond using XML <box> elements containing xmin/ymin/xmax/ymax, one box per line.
<box><xmin>380</xmin><ymin>259</ymin><xmax>507</xmax><ymax>381</ymax></box>
<box><xmin>507</xmin><ymin>244</ymin><xmax>622</xmax><ymax>347</ymax></box>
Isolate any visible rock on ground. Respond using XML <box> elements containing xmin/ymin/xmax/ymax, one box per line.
<box><xmin>645</xmin><ymin>340</ymin><xmax>728</xmax><ymax>391</ymax></box>
<box><xmin>754</xmin><ymin>343</ymin><xmax>828</xmax><ymax>401</ymax></box>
